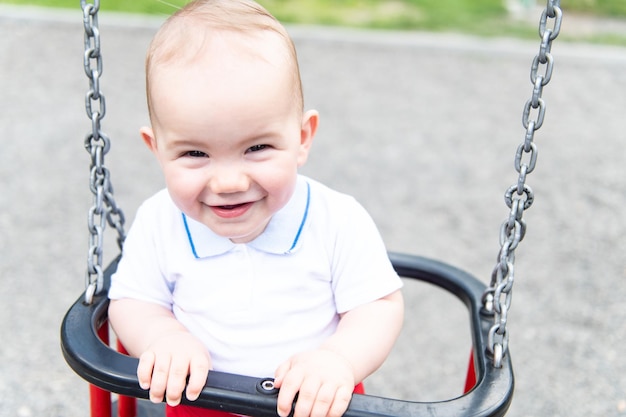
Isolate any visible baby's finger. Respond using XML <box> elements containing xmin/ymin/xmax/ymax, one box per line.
<box><xmin>276</xmin><ymin>370</ymin><xmax>304</xmax><ymax>417</ymax></box>
<box><xmin>292</xmin><ymin>379</ymin><xmax>322</xmax><ymax>417</ymax></box>
<box><xmin>308</xmin><ymin>384</ymin><xmax>336</xmax><ymax>417</ymax></box>
<box><xmin>326</xmin><ymin>385</ymin><xmax>353</xmax><ymax>417</ymax></box>
<box><xmin>137</xmin><ymin>351</ymin><xmax>156</xmax><ymax>390</ymax></box>
<box><xmin>165</xmin><ymin>356</ymin><xmax>192</xmax><ymax>406</ymax></box>
<box><xmin>148</xmin><ymin>353</ymin><xmax>172</xmax><ymax>403</ymax></box>
<box><xmin>185</xmin><ymin>355</ymin><xmax>211</xmax><ymax>401</ymax></box>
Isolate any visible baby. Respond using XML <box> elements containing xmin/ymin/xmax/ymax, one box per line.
<box><xmin>108</xmin><ymin>1</ymin><xmax>404</xmax><ymax>417</ymax></box>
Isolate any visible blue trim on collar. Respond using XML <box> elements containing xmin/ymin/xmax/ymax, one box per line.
<box><xmin>288</xmin><ymin>181</ymin><xmax>310</xmax><ymax>253</ymax></box>
<box><xmin>182</xmin><ymin>213</ymin><xmax>199</xmax><ymax>259</ymax></box>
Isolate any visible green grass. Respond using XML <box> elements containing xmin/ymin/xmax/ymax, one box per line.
<box><xmin>1</xmin><ymin>0</ymin><xmax>625</xmax><ymax>44</ymax></box>
<box><xmin>261</xmin><ymin>0</ymin><xmax>508</xmax><ymax>32</ymax></box>
<box><xmin>565</xmin><ymin>0</ymin><xmax>626</xmax><ymax>16</ymax></box>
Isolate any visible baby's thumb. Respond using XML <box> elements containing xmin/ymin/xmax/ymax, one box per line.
<box><xmin>273</xmin><ymin>359</ymin><xmax>292</xmax><ymax>388</ymax></box>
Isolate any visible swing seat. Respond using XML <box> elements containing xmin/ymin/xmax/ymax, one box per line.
<box><xmin>61</xmin><ymin>252</ymin><xmax>513</xmax><ymax>417</ymax></box>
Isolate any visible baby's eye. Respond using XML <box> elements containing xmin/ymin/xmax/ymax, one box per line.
<box><xmin>247</xmin><ymin>144</ymin><xmax>269</xmax><ymax>153</ymax></box>
<box><xmin>185</xmin><ymin>150</ymin><xmax>208</xmax><ymax>158</ymax></box>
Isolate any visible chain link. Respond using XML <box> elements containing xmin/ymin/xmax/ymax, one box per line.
<box><xmin>82</xmin><ymin>0</ymin><xmax>126</xmax><ymax>304</ymax></box>
<box><xmin>482</xmin><ymin>0</ymin><xmax>561</xmax><ymax>368</ymax></box>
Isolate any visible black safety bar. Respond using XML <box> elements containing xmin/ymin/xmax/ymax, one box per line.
<box><xmin>61</xmin><ymin>252</ymin><xmax>513</xmax><ymax>417</ymax></box>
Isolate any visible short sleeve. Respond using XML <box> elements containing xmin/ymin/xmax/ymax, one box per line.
<box><xmin>108</xmin><ymin>192</ymin><xmax>175</xmax><ymax>309</ymax></box>
<box><xmin>328</xmin><ymin>196</ymin><xmax>403</xmax><ymax>313</ymax></box>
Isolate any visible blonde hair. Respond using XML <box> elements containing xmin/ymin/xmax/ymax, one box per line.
<box><xmin>145</xmin><ymin>0</ymin><xmax>303</xmax><ymax>120</ymax></box>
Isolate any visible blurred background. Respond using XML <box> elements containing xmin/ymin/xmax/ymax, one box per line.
<box><xmin>0</xmin><ymin>1</ymin><xmax>625</xmax><ymax>417</ymax></box>
<box><xmin>0</xmin><ymin>0</ymin><xmax>625</xmax><ymax>43</ymax></box>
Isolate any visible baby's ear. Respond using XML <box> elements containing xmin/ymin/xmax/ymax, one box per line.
<box><xmin>140</xmin><ymin>126</ymin><xmax>158</xmax><ymax>153</ymax></box>
<box><xmin>298</xmin><ymin>110</ymin><xmax>319</xmax><ymax>166</ymax></box>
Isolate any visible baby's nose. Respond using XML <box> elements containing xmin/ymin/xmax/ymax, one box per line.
<box><xmin>208</xmin><ymin>164</ymin><xmax>250</xmax><ymax>194</ymax></box>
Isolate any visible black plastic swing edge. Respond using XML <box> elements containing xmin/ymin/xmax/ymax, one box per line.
<box><xmin>61</xmin><ymin>252</ymin><xmax>513</xmax><ymax>417</ymax></box>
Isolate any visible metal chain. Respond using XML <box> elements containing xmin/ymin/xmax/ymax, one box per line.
<box><xmin>82</xmin><ymin>0</ymin><xmax>126</xmax><ymax>304</ymax></box>
<box><xmin>482</xmin><ymin>0</ymin><xmax>562</xmax><ymax>368</ymax></box>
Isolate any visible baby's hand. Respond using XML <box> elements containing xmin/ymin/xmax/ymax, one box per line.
<box><xmin>137</xmin><ymin>331</ymin><xmax>211</xmax><ymax>406</ymax></box>
<box><xmin>274</xmin><ymin>349</ymin><xmax>355</xmax><ymax>417</ymax></box>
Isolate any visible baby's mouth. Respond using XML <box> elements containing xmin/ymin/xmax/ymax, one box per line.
<box><xmin>219</xmin><ymin>203</ymin><xmax>246</xmax><ymax>210</ymax></box>
<box><xmin>210</xmin><ymin>201</ymin><xmax>254</xmax><ymax>218</ymax></box>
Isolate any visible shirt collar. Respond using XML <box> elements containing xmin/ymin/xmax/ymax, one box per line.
<box><xmin>182</xmin><ymin>176</ymin><xmax>311</xmax><ymax>258</ymax></box>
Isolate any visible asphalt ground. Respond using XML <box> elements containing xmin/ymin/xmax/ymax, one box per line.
<box><xmin>0</xmin><ymin>5</ymin><xmax>625</xmax><ymax>417</ymax></box>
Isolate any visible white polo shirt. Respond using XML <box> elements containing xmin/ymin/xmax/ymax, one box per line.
<box><xmin>109</xmin><ymin>175</ymin><xmax>402</xmax><ymax>378</ymax></box>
